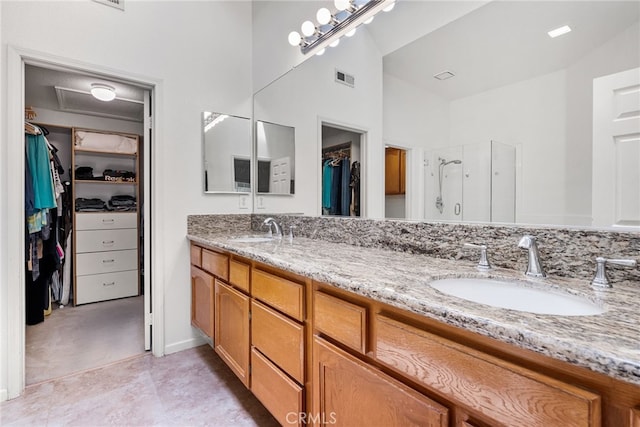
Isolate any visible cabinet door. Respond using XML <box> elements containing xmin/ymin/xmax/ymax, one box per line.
<box><xmin>385</xmin><ymin>147</ymin><xmax>406</xmax><ymax>195</ymax></box>
<box><xmin>632</xmin><ymin>408</ymin><xmax>640</xmax><ymax>427</ymax></box>
<box><xmin>313</xmin><ymin>337</ymin><xmax>448</xmax><ymax>427</ymax></box>
<box><xmin>214</xmin><ymin>280</ymin><xmax>250</xmax><ymax>387</ymax></box>
<box><xmin>191</xmin><ymin>266</ymin><xmax>214</xmax><ymax>338</ymax></box>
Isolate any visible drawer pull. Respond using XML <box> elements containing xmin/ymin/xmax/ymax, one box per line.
<box><xmin>103</xmin><ymin>282</ymin><xmax>116</xmax><ymax>287</ymax></box>
<box><xmin>102</xmin><ymin>240</ymin><xmax>115</xmax><ymax>245</ymax></box>
<box><xmin>102</xmin><ymin>259</ymin><xmax>115</xmax><ymax>263</ymax></box>
<box><xmin>102</xmin><ymin>219</ymin><xmax>115</xmax><ymax>223</ymax></box>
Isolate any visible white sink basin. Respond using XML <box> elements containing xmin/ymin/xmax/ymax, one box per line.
<box><xmin>429</xmin><ymin>278</ymin><xmax>605</xmax><ymax>316</ymax></box>
<box><xmin>229</xmin><ymin>235</ymin><xmax>274</xmax><ymax>243</ymax></box>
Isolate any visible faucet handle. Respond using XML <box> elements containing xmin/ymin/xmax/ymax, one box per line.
<box><xmin>288</xmin><ymin>225</ymin><xmax>297</xmax><ymax>239</ymax></box>
<box><xmin>463</xmin><ymin>243</ymin><xmax>492</xmax><ymax>271</ymax></box>
<box><xmin>591</xmin><ymin>257</ymin><xmax>637</xmax><ymax>289</ymax></box>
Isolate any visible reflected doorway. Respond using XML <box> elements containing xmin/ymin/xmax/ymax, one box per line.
<box><xmin>321</xmin><ymin>124</ymin><xmax>362</xmax><ymax>217</ymax></box>
<box><xmin>385</xmin><ymin>146</ymin><xmax>408</xmax><ymax>219</ymax></box>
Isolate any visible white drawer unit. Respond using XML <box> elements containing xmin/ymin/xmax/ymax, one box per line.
<box><xmin>76</xmin><ymin>229</ymin><xmax>138</xmax><ymax>253</ymax></box>
<box><xmin>75</xmin><ymin>212</ymin><xmax>137</xmax><ymax>231</ymax></box>
<box><xmin>75</xmin><ymin>270</ymin><xmax>139</xmax><ymax>305</ymax></box>
<box><xmin>72</xmin><ymin>129</ymin><xmax>140</xmax><ymax>305</ymax></box>
<box><xmin>75</xmin><ymin>249</ymin><xmax>138</xmax><ymax>276</ymax></box>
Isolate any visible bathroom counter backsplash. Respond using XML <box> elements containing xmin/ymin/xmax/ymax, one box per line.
<box><xmin>187</xmin><ymin>216</ymin><xmax>639</xmax><ymax>387</ymax></box>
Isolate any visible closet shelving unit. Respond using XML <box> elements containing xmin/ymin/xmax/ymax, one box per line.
<box><xmin>72</xmin><ymin>128</ymin><xmax>140</xmax><ymax>305</ymax></box>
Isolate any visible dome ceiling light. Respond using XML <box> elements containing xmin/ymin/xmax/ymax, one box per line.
<box><xmin>90</xmin><ymin>83</ymin><xmax>116</xmax><ymax>102</ymax></box>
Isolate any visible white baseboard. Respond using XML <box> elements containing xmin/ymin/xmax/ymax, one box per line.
<box><xmin>164</xmin><ymin>336</ymin><xmax>207</xmax><ymax>355</ymax></box>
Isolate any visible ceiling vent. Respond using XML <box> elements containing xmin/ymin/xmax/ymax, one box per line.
<box><xmin>54</xmin><ymin>86</ymin><xmax>143</xmax><ymax>122</ymax></box>
<box><xmin>434</xmin><ymin>70</ymin><xmax>455</xmax><ymax>81</ymax></box>
<box><xmin>92</xmin><ymin>0</ymin><xmax>124</xmax><ymax>10</ymax></box>
<box><xmin>335</xmin><ymin>69</ymin><xmax>355</xmax><ymax>88</ymax></box>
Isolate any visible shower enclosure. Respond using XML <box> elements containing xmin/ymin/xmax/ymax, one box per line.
<box><xmin>424</xmin><ymin>141</ymin><xmax>516</xmax><ymax>223</ymax></box>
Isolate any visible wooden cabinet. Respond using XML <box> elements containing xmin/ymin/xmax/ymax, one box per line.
<box><xmin>385</xmin><ymin>147</ymin><xmax>406</xmax><ymax>195</ymax></box>
<box><xmin>252</xmin><ymin>268</ymin><xmax>304</xmax><ymax>321</ymax></box>
<box><xmin>314</xmin><ymin>291</ymin><xmax>366</xmax><ymax>353</ymax></box>
<box><xmin>632</xmin><ymin>408</ymin><xmax>640</xmax><ymax>427</ymax></box>
<box><xmin>375</xmin><ymin>314</ymin><xmax>601</xmax><ymax>427</ymax></box>
<box><xmin>190</xmin><ymin>265</ymin><xmax>214</xmax><ymax>338</ymax></box>
<box><xmin>312</xmin><ymin>337</ymin><xmax>449</xmax><ymax>427</ymax></box>
<box><xmin>72</xmin><ymin>129</ymin><xmax>140</xmax><ymax>305</ymax></box>
<box><xmin>202</xmin><ymin>249</ymin><xmax>228</xmax><ymax>281</ymax></box>
<box><xmin>251</xmin><ymin>347</ymin><xmax>304</xmax><ymax>426</ymax></box>
<box><xmin>214</xmin><ymin>280</ymin><xmax>250</xmax><ymax>387</ymax></box>
<box><xmin>251</xmin><ymin>300</ymin><xmax>304</xmax><ymax>383</ymax></box>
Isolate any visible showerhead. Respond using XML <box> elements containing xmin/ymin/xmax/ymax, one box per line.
<box><xmin>439</xmin><ymin>158</ymin><xmax>462</xmax><ymax>166</ymax></box>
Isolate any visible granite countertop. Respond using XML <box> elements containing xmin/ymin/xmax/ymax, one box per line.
<box><xmin>187</xmin><ymin>231</ymin><xmax>640</xmax><ymax>387</ymax></box>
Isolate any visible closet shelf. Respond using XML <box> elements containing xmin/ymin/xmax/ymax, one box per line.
<box><xmin>74</xmin><ymin>179</ymin><xmax>137</xmax><ymax>185</ymax></box>
<box><xmin>74</xmin><ymin>148</ymin><xmax>137</xmax><ymax>157</ymax></box>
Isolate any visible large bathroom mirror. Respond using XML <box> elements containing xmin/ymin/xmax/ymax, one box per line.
<box><xmin>202</xmin><ymin>112</ymin><xmax>252</xmax><ymax>193</ymax></box>
<box><xmin>255</xmin><ymin>120</ymin><xmax>296</xmax><ymax>194</ymax></box>
<box><xmin>253</xmin><ymin>0</ymin><xmax>640</xmax><ymax>228</ymax></box>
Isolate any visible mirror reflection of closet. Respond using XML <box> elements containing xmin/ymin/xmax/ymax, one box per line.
<box><xmin>321</xmin><ymin>124</ymin><xmax>362</xmax><ymax>217</ymax></box>
<box><xmin>385</xmin><ymin>146</ymin><xmax>407</xmax><ymax>219</ymax></box>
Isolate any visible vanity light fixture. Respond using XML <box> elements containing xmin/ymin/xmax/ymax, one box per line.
<box><xmin>90</xmin><ymin>83</ymin><xmax>116</xmax><ymax>102</ymax></box>
<box><xmin>204</xmin><ymin>113</ymin><xmax>229</xmax><ymax>133</ymax></box>
<box><xmin>288</xmin><ymin>0</ymin><xmax>396</xmax><ymax>55</ymax></box>
<box><xmin>548</xmin><ymin>25</ymin><xmax>572</xmax><ymax>38</ymax></box>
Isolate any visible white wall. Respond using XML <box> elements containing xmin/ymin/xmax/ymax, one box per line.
<box><xmin>254</xmin><ymin>30</ymin><xmax>384</xmax><ymax>217</ymax></box>
<box><xmin>0</xmin><ymin>0</ymin><xmax>252</xmax><ymax>399</ymax></box>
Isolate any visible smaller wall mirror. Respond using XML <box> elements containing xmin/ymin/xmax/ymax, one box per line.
<box><xmin>256</xmin><ymin>120</ymin><xmax>295</xmax><ymax>194</ymax></box>
<box><xmin>202</xmin><ymin>112</ymin><xmax>252</xmax><ymax>193</ymax></box>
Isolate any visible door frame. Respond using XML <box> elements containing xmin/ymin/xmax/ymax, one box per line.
<box><xmin>6</xmin><ymin>46</ymin><xmax>165</xmax><ymax>399</ymax></box>
<box><xmin>383</xmin><ymin>142</ymin><xmax>413</xmax><ymax>220</ymax></box>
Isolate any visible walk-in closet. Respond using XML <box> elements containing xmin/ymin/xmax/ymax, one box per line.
<box><xmin>321</xmin><ymin>124</ymin><xmax>362</xmax><ymax>217</ymax></box>
<box><xmin>24</xmin><ymin>64</ymin><xmax>149</xmax><ymax>384</ymax></box>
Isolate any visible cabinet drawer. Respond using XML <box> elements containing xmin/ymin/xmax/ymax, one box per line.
<box><xmin>251</xmin><ymin>347</ymin><xmax>303</xmax><ymax>427</ymax></box>
<box><xmin>76</xmin><ymin>229</ymin><xmax>137</xmax><ymax>253</ymax></box>
<box><xmin>190</xmin><ymin>244</ymin><xmax>202</xmax><ymax>267</ymax></box>
<box><xmin>75</xmin><ymin>212</ymin><xmax>137</xmax><ymax>230</ymax></box>
<box><xmin>251</xmin><ymin>300</ymin><xmax>304</xmax><ymax>383</ymax></box>
<box><xmin>252</xmin><ymin>269</ymin><xmax>304</xmax><ymax>321</ymax></box>
<box><xmin>75</xmin><ymin>270</ymin><xmax>138</xmax><ymax>305</ymax></box>
<box><xmin>229</xmin><ymin>260</ymin><xmax>250</xmax><ymax>293</ymax></box>
<box><xmin>202</xmin><ymin>249</ymin><xmax>228</xmax><ymax>280</ymax></box>
<box><xmin>314</xmin><ymin>291</ymin><xmax>366</xmax><ymax>353</ymax></box>
<box><xmin>76</xmin><ymin>249</ymin><xmax>138</xmax><ymax>276</ymax></box>
<box><xmin>375</xmin><ymin>315</ymin><xmax>601</xmax><ymax>427</ymax></box>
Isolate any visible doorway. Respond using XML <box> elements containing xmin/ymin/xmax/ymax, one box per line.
<box><xmin>384</xmin><ymin>146</ymin><xmax>408</xmax><ymax>219</ymax></box>
<box><xmin>320</xmin><ymin>124</ymin><xmax>363</xmax><ymax>217</ymax></box>
<box><xmin>7</xmin><ymin>47</ymin><xmax>159</xmax><ymax>398</ymax></box>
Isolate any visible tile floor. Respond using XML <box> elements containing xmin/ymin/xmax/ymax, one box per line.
<box><xmin>1</xmin><ymin>345</ymin><xmax>279</xmax><ymax>426</ymax></box>
<box><xmin>26</xmin><ymin>296</ymin><xmax>146</xmax><ymax>385</ymax></box>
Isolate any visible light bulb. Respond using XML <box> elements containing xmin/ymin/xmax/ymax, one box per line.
<box><xmin>364</xmin><ymin>16</ymin><xmax>374</xmax><ymax>24</ymax></box>
<box><xmin>345</xmin><ymin>27</ymin><xmax>357</xmax><ymax>37</ymax></box>
<box><xmin>317</xmin><ymin>7</ymin><xmax>332</xmax><ymax>25</ymax></box>
<box><xmin>316</xmin><ymin>48</ymin><xmax>326</xmax><ymax>56</ymax></box>
<box><xmin>288</xmin><ymin>31</ymin><xmax>302</xmax><ymax>46</ymax></box>
<box><xmin>301</xmin><ymin>20</ymin><xmax>316</xmax><ymax>37</ymax></box>
<box><xmin>90</xmin><ymin>84</ymin><xmax>116</xmax><ymax>102</ymax></box>
<box><xmin>334</xmin><ymin>0</ymin><xmax>350</xmax><ymax>11</ymax></box>
<box><xmin>383</xmin><ymin>1</ymin><xmax>395</xmax><ymax>12</ymax></box>
<box><xmin>329</xmin><ymin>38</ymin><xmax>340</xmax><ymax>48</ymax></box>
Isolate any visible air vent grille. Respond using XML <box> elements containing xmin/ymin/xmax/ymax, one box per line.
<box><xmin>92</xmin><ymin>0</ymin><xmax>124</xmax><ymax>10</ymax></box>
<box><xmin>335</xmin><ymin>69</ymin><xmax>355</xmax><ymax>88</ymax></box>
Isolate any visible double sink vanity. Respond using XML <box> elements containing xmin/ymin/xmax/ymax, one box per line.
<box><xmin>187</xmin><ymin>214</ymin><xmax>640</xmax><ymax>427</ymax></box>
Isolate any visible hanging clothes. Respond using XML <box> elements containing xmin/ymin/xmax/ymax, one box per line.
<box><xmin>340</xmin><ymin>158</ymin><xmax>351</xmax><ymax>216</ymax></box>
<box><xmin>24</xmin><ymin>124</ymin><xmax>63</xmax><ymax>325</ymax></box>
<box><xmin>322</xmin><ymin>159</ymin><xmax>333</xmax><ymax>215</ymax></box>
<box><xmin>350</xmin><ymin>161</ymin><xmax>361</xmax><ymax>217</ymax></box>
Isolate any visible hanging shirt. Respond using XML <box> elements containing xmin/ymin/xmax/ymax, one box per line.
<box><xmin>26</xmin><ymin>133</ymin><xmax>57</xmax><ymax>210</ymax></box>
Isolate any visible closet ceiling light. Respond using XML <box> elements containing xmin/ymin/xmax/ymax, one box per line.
<box><xmin>434</xmin><ymin>71</ymin><xmax>455</xmax><ymax>81</ymax></box>
<box><xmin>288</xmin><ymin>0</ymin><xmax>396</xmax><ymax>55</ymax></box>
<box><xmin>90</xmin><ymin>84</ymin><xmax>116</xmax><ymax>102</ymax></box>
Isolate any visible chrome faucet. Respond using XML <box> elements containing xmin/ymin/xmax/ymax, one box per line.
<box><xmin>262</xmin><ymin>217</ymin><xmax>282</xmax><ymax>238</ymax></box>
<box><xmin>591</xmin><ymin>257</ymin><xmax>637</xmax><ymax>289</ymax></box>
<box><xmin>463</xmin><ymin>243</ymin><xmax>491</xmax><ymax>271</ymax></box>
<box><xmin>517</xmin><ymin>235</ymin><xmax>546</xmax><ymax>278</ymax></box>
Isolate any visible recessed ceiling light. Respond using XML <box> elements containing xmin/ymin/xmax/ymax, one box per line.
<box><xmin>90</xmin><ymin>83</ymin><xmax>116</xmax><ymax>102</ymax></box>
<box><xmin>548</xmin><ymin>25</ymin><xmax>571</xmax><ymax>38</ymax></box>
<box><xmin>434</xmin><ymin>71</ymin><xmax>455</xmax><ymax>81</ymax></box>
